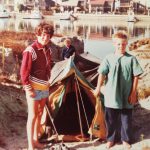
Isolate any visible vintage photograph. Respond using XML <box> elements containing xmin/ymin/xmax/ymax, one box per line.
<box><xmin>0</xmin><ymin>0</ymin><xmax>150</xmax><ymax>150</ymax></box>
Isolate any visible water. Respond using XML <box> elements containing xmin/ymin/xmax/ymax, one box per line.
<box><xmin>0</xmin><ymin>18</ymin><xmax>150</xmax><ymax>59</ymax></box>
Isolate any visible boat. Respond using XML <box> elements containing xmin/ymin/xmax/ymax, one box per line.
<box><xmin>0</xmin><ymin>4</ymin><xmax>10</xmax><ymax>18</ymax></box>
<box><xmin>127</xmin><ymin>9</ymin><xmax>138</xmax><ymax>22</ymax></box>
<box><xmin>23</xmin><ymin>10</ymin><xmax>43</xmax><ymax>19</ymax></box>
<box><xmin>22</xmin><ymin>0</ymin><xmax>43</xmax><ymax>19</ymax></box>
<box><xmin>60</xmin><ymin>12</ymin><xmax>78</xmax><ymax>21</ymax></box>
<box><xmin>127</xmin><ymin>15</ymin><xmax>138</xmax><ymax>22</ymax></box>
<box><xmin>0</xmin><ymin>10</ymin><xmax>10</xmax><ymax>18</ymax></box>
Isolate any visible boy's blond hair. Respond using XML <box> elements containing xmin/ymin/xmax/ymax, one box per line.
<box><xmin>112</xmin><ymin>30</ymin><xmax>128</xmax><ymax>40</ymax></box>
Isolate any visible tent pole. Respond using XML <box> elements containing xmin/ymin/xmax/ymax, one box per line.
<box><xmin>75</xmin><ymin>75</ymin><xmax>94</xmax><ymax>142</ymax></box>
<box><xmin>45</xmin><ymin>105</ymin><xmax>59</xmax><ymax>137</ymax></box>
<box><xmin>45</xmin><ymin>104</ymin><xmax>70</xmax><ymax>149</ymax></box>
<box><xmin>75</xmin><ymin>75</ymin><xmax>90</xmax><ymax>131</ymax></box>
<box><xmin>75</xmin><ymin>81</ymin><xmax>84</xmax><ymax>138</ymax></box>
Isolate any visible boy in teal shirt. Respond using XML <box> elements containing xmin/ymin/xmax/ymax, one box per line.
<box><xmin>94</xmin><ymin>31</ymin><xmax>143</xmax><ymax>149</ymax></box>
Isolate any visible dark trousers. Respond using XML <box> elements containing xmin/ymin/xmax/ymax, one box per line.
<box><xmin>105</xmin><ymin>107</ymin><xmax>132</xmax><ymax>143</ymax></box>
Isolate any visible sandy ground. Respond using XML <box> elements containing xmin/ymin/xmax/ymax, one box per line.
<box><xmin>0</xmin><ymin>73</ymin><xmax>150</xmax><ymax>150</ymax></box>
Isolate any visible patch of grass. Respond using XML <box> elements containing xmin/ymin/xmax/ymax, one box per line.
<box><xmin>138</xmin><ymin>88</ymin><xmax>150</xmax><ymax>99</ymax></box>
<box><xmin>0</xmin><ymin>31</ymin><xmax>36</xmax><ymax>53</ymax></box>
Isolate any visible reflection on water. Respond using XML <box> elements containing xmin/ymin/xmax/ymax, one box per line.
<box><xmin>0</xmin><ymin>18</ymin><xmax>40</xmax><ymax>32</ymax></box>
<box><xmin>0</xmin><ymin>18</ymin><xmax>150</xmax><ymax>58</ymax></box>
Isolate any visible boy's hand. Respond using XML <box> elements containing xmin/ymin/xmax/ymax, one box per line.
<box><xmin>47</xmin><ymin>82</ymin><xmax>50</xmax><ymax>87</ymax></box>
<box><xmin>26</xmin><ymin>89</ymin><xmax>36</xmax><ymax>98</ymax></box>
<box><xmin>93</xmin><ymin>88</ymin><xmax>100</xmax><ymax>97</ymax></box>
<box><xmin>128</xmin><ymin>91</ymin><xmax>137</xmax><ymax>105</ymax></box>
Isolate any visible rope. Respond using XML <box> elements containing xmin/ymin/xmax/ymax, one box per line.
<box><xmin>74</xmin><ymin>80</ymin><xmax>84</xmax><ymax>137</ymax></box>
<box><xmin>74</xmin><ymin>74</ymin><xmax>96</xmax><ymax>149</ymax></box>
<box><xmin>45</xmin><ymin>104</ymin><xmax>59</xmax><ymax>137</ymax></box>
<box><xmin>75</xmin><ymin>75</ymin><xmax>90</xmax><ymax>130</ymax></box>
<box><xmin>75</xmin><ymin>74</ymin><xmax>94</xmax><ymax>142</ymax></box>
<box><xmin>45</xmin><ymin>104</ymin><xmax>70</xmax><ymax>149</ymax></box>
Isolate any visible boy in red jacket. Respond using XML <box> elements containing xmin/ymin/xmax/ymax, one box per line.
<box><xmin>20</xmin><ymin>22</ymin><xmax>54</xmax><ymax>150</ymax></box>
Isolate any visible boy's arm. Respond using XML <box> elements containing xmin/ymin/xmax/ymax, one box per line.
<box><xmin>128</xmin><ymin>76</ymin><xmax>139</xmax><ymax>105</ymax></box>
<box><xmin>93</xmin><ymin>73</ymin><xmax>106</xmax><ymax>97</ymax></box>
<box><xmin>20</xmin><ymin>51</ymin><xmax>35</xmax><ymax>97</ymax></box>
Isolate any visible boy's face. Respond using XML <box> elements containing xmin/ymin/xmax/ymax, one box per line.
<box><xmin>113</xmin><ymin>38</ymin><xmax>128</xmax><ymax>55</ymax></box>
<box><xmin>65</xmin><ymin>41</ymin><xmax>71</xmax><ymax>47</ymax></box>
<box><xmin>37</xmin><ymin>32</ymin><xmax>52</xmax><ymax>46</ymax></box>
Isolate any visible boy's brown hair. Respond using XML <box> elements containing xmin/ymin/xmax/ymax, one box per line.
<box><xmin>35</xmin><ymin>22</ymin><xmax>54</xmax><ymax>37</ymax></box>
<box><xmin>112</xmin><ymin>30</ymin><xmax>128</xmax><ymax>40</ymax></box>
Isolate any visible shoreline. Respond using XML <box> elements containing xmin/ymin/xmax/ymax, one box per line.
<box><xmin>8</xmin><ymin>12</ymin><xmax>150</xmax><ymax>22</ymax></box>
<box><xmin>44</xmin><ymin>13</ymin><xmax>150</xmax><ymax>22</ymax></box>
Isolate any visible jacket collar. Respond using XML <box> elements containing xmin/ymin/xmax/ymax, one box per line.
<box><xmin>35</xmin><ymin>40</ymin><xmax>51</xmax><ymax>50</ymax></box>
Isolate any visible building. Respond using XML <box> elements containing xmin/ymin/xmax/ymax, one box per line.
<box><xmin>88</xmin><ymin>0</ymin><xmax>150</xmax><ymax>14</ymax></box>
<box><xmin>1</xmin><ymin>0</ymin><xmax>149</xmax><ymax>14</ymax></box>
<box><xmin>0</xmin><ymin>0</ymin><xmax>46</xmax><ymax>11</ymax></box>
<box><xmin>88</xmin><ymin>0</ymin><xmax>114</xmax><ymax>13</ymax></box>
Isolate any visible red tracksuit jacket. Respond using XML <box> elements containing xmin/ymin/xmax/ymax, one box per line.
<box><xmin>20</xmin><ymin>40</ymin><xmax>51</xmax><ymax>90</ymax></box>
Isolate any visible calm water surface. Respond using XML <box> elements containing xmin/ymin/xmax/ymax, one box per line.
<box><xmin>0</xmin><ymin>18</ymin><xmax>150</xmax><ymax>59</ymax></box>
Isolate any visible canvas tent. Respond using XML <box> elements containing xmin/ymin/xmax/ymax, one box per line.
<box><xmin>74</xmin><ymin>53</ymin><xmax>100</xmax><ymax>87</ymax></box>
<box><xmin>41</xmin><ymin>55</ymin><xmax>106</xmax><ymax>141</ymax></box>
